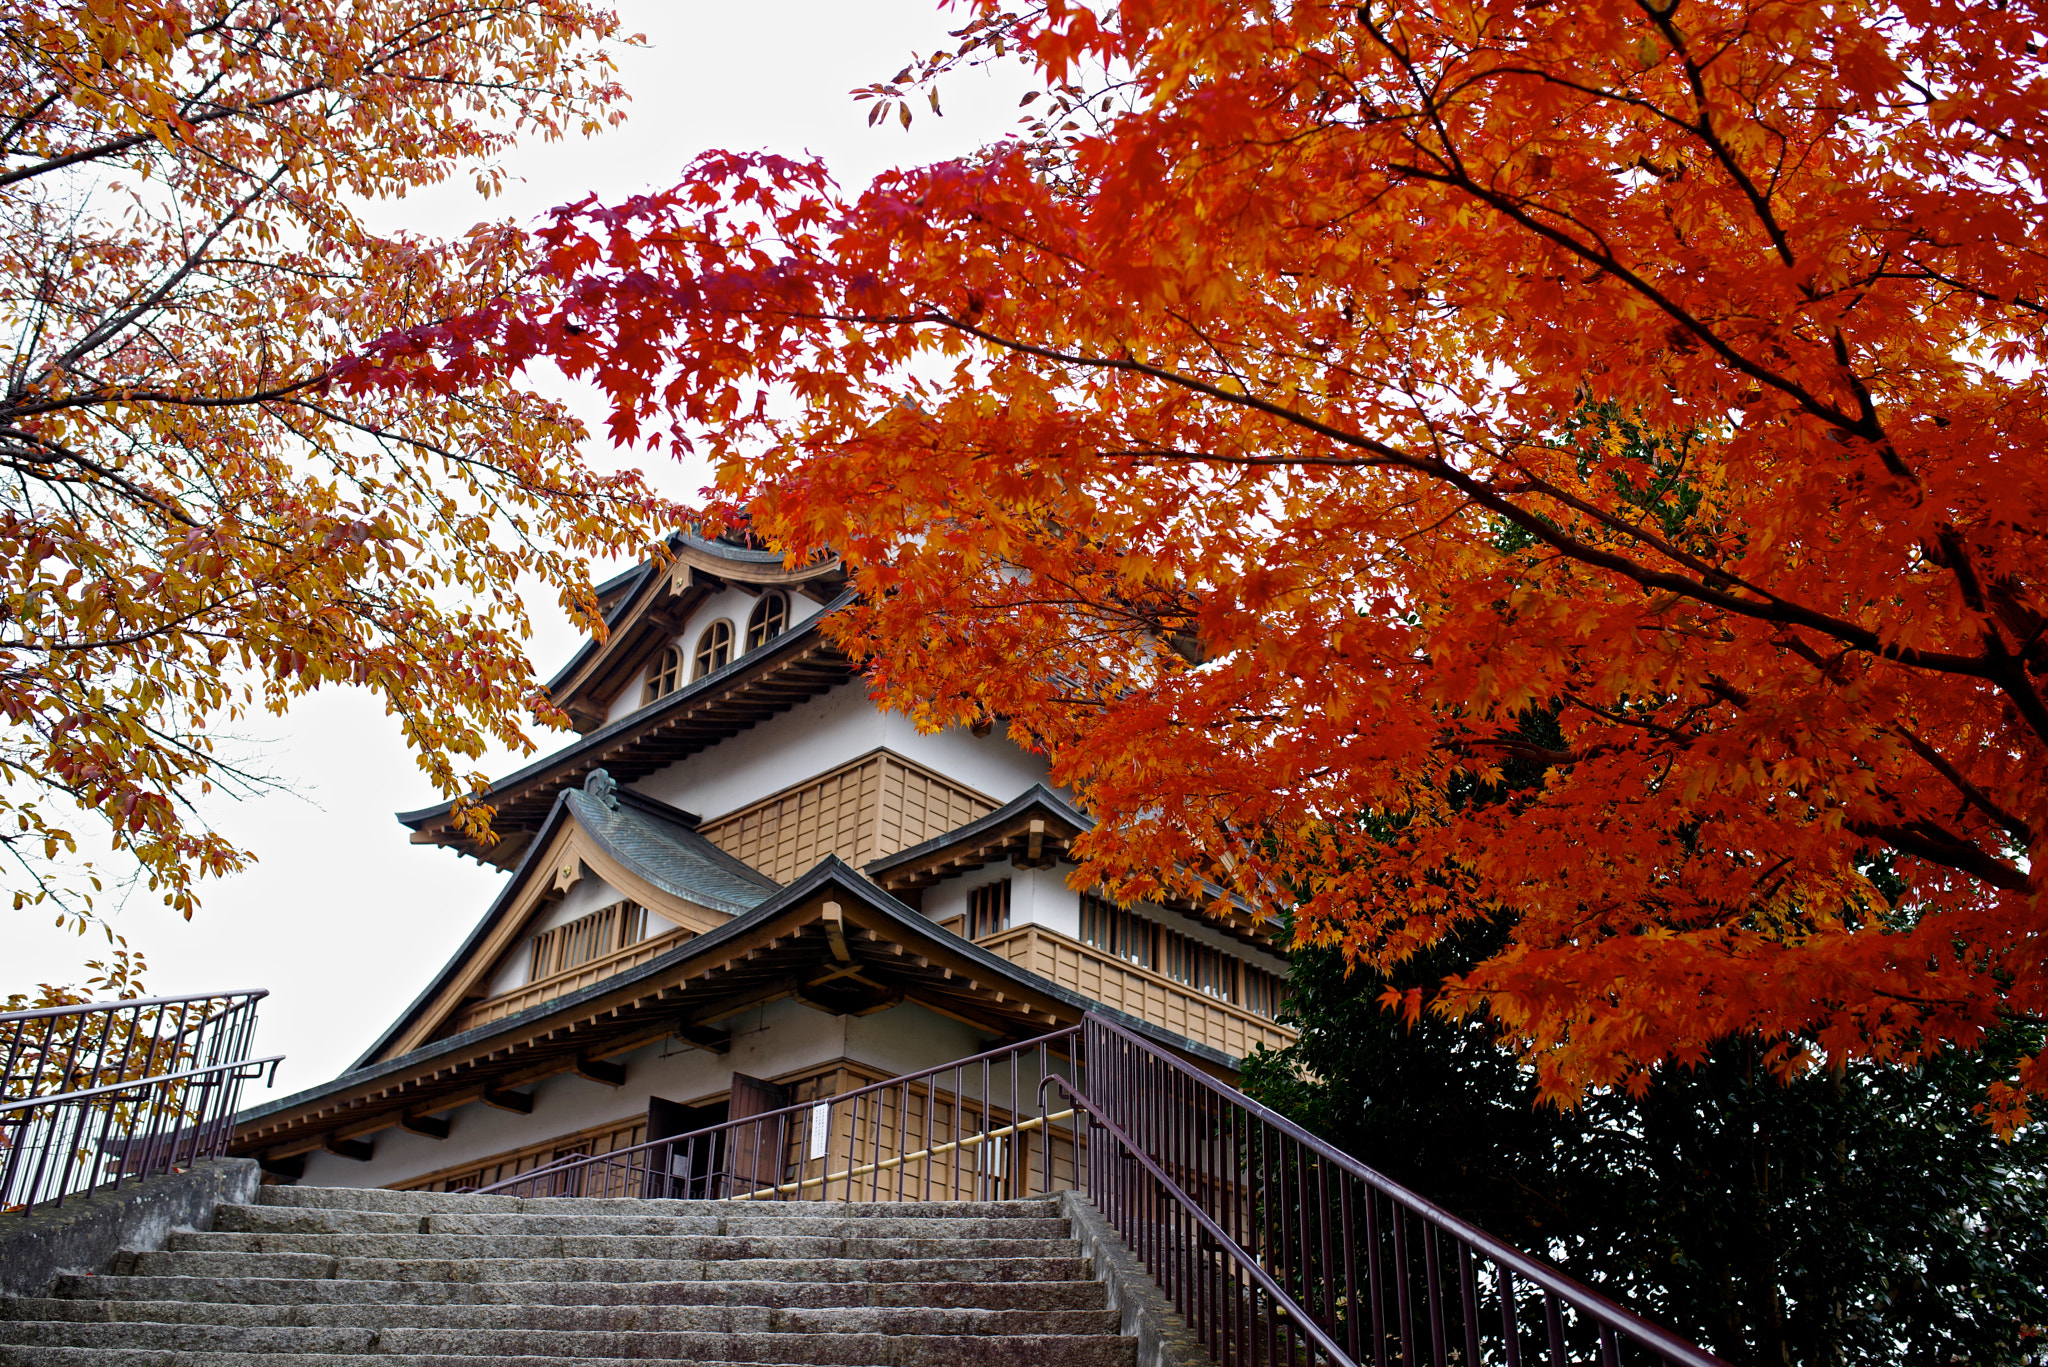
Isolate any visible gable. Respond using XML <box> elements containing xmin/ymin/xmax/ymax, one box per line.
<box><xmin>552</xmin><ymin>533</ymin><xmax>847</xmax><ymax>732</ymax></box>
<box><xmin>398</xmin><ymin>607</ymin><xmax>859</xmax><ymax>866</ymax></box>
<box><xmin>233</xmin><ymin>858</ymin><xmax>1251</xmax><ymax>1170</ymax></box>
<box><xmin>375</xmin><ymin>784</ymin><xmax>781</xmax><ymax>1063</ymax></box>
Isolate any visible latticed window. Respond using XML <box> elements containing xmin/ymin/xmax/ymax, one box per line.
<box><xmin>1160</xmin><ymin>926</ymin><xmax>1237</xmax><ymax>1003</ymax></box>
<box><xmin>746</xmin><ymin>592</ymin><xmax>788</xmax><ymax>650</ymax></box>
<box><xmin>1241</xmin><ymin>964</ymin><xmax>1290</xmax><ymax>1020</ymax></box>
<box><xmin>1080</xmin><ymin>892</ymin><xmax>1154</xmax><ymax>969</ymax></box>
<box><xmin>528</xmin><ymin>901</ymin><xmax>648</xmax><ymax>982</ymax></box>
<box><xmin>692</xmin><ymin>620</ymin><xmax>733</xmax><ymax>679</ymax></box>
<box><xmin>966</xmin><ymin>879</ymin><xmax>1011</xmax><ymax>939</ymax></box>
<box><xmin>645</xmin><ymin>645</ymin><xmax>683</xmax><ymax>701</ymax></box>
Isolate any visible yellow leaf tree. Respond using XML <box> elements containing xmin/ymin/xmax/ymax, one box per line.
<box><xmin>0</xmin><ymin>1</ymin><xmax>680</xmax><ymax>932</ymax></box>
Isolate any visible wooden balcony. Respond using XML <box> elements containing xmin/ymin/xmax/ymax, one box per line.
<box><xmin>976</xmin><ymin>923</ymin><xmax>1295</xmax><ymax>1061</ymax></box>
<box><xmin>447</xmin><ymin>927</ymin><xmax>693</xmax><ymax>1036</ymax></box>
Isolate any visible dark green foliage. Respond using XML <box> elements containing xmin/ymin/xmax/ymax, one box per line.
<box><xmin>1243</xmin><ymin>945</ymin><xmax>2048</xmax><ymax>1366</ymax></box>
<box><xmin>1260</xmin><ymin>427</ymin><xmax>2046</xmax><ymax>1363</ymax></box>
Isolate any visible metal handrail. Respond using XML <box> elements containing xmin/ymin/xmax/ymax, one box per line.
<box><xmin>1043</xmin><ymin>1072</ymin><xmax>1355</xmax><ymax>1363</ymax></box>
<box><xmin>474</xmin><ymin>1027</ymin><xmax>1080</xmax><ymax>1200</ymax></box>
<box><xmin>0</xmin><ymin>1057</ymin><xmax>284</xmax><ymax>1117</ymax></box>
<box><xmin>1</xmin><ymin>991</ymin><xmax>276</xmax><ymax>1216</ymax></box>
<box><xmin>449</xmin><ymin>1011</ymin><xmax>1724</xmax><ymax>1366</ymax></box>
<box><xmin>0</xmin><ymin>991</ymin><xmax>270</xmax><ymax>1027</ymax></box>
<box><xmin>1072</xmin><ymin>1013</ymin><xmax>1729</xmax><ymax>1367</ymax></box>
<box><xmin>729</xmin><ymin>1106</ymin><xmax>1080</xmax><ymax>1201</ymax></box>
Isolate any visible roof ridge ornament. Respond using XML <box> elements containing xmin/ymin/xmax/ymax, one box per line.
<box><xmin>584</xmin><ymin>768</ymin><xmax>619</xmax><ymax>811</ymax></box>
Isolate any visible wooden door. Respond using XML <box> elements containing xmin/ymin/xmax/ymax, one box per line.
<box><xmin>724</xmin><ymin>1072</ymin><xmax>791</xmax><ymax>1196</ymax></box>
<box><xmin>644</xmin><ymin>1096</ymin><xmax>725</xmax><ymax>1199</ymax></box>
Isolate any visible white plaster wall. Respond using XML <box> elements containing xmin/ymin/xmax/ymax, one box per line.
<box><xmin>845</xmin><ymin>1004</ymin><xmax>994</xmax><ymax>1079</ymax></box>
<box><xmin>603</xmin><ymin>585</ymin><xmax>824</xmax><ymax>726</ymax></box>
<box><xmin>925</xmin><ymin>862</ymin><xmax>1080</xmax><ymax>939</ymax></box>
<box><xmin>631</xmin><ymin>682</ymin><xmax>881</xmax><ymax>815</ymax></box>
<box><xmin>628</xmin><ymin>680</ymin><xmax>1052</xmax><ymax>823</ymax></box>
<box><xmin>292</xmin><ymin>996</ymin><xmax>996</xmax><ymax>1192</ymax></box>
<box><xmin>296</xmin><ymin>1060</ymin><xmax>657</xmax><ymax>1192</ymax></box>
<box><xmin>875</xmin><ymin>710</ymin><xmax>1053</xmax><ymax>807</ymax></box>
<box><xmin>605</xmin><ymin>679</ymin><xmax>639</xmax><ymax>726</ymax></box>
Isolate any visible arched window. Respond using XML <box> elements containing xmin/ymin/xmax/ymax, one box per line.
<box><xmin>644</xmin><ymin>644</ymin><xmax>683</xmax><ymax>702</ymax></box>
<box><xmin>746</xmin><ymin>592</ymin><xmax>788</xmax><ymax>651</ymax></box>
<box><xmin>692</xmin><ymin>620</ymin><xmax>733</xmax><ymax>679</ymax></box>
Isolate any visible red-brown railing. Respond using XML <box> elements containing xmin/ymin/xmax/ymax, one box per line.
<box><xmin>474</xmin><ymin>1028</ymin><xmax>1081</xmax><ymax>1203</ymax></box>
<box><xmin>1061</xmin><ymin>1015</ymin><xmax>1726</xmax><ymax>1367</ymax></box>
<box><xmin>1</xmin><ymin>991</ymin><xmax>281</xmax><ymax>1215</ymax></box>
<box><xmin>472</xmin><ymin>1013</ymin><xmax>1725</xmax><ymax>1367</ymax></box>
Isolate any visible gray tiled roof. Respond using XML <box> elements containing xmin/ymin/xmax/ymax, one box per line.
<box><xmin>565</xmin><ymin>785</ymin><xmax>781</xmax><ymax>916</ymax></box>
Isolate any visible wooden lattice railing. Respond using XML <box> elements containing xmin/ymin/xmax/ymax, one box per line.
<box><xmin>448</xmin><ymin>926</ymin><xmax>691</xmax><ymax>1035</ymax></box>
<box><xmin>977</xmin><ymin>923</ymin><xmax>1296</xmax><ymax>1060</ymax></box>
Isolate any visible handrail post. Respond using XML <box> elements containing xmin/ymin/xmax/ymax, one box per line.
<box><xmin>1059</xmin><ymin>1012</ymin><xmax>1733</xmax><ymax>1367</ymax></box>
<box><xmin>2</xmin><ymin>991</ymin><xmax>277</xmax><ymax>1216</ymax></box>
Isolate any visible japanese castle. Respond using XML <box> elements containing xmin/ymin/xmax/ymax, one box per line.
<box><xmin>228</xmin><ymin>533</ymin><xmax>1293</xmax><ymax>1192</ymax></box>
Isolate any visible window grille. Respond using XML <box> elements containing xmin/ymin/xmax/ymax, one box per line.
<box><xmin>966</xmin><ymin>879</ymin><xmax>1012</xmax><ymax>939</ymax></box>
<box><xmin>1160</xmin><ymin>925</ymin><xmax>1237</xmax><ymax>1003</ymax></box>
<box><xmin>746</xmin><ymin>592</ymin><xmax>788</xmax><ymax>651</ymax></box>
<box><xmin>529</xmin><ymin>901</ymin><xmax>648</xmax><ymax>982</ymax></box>
<box><xmin>645</xmin><ymin>645</ymin><xmax>683</xmax><ymax>701</ymax></box>
<box><xmin>1080</xmin><ymin>892</ymin><xmax>1154</xmax><ymax>970</ymax></box>
<box><xmin>1241</xmin><ymin>964</ymin><xmax>1290</xmax><ymax>1020</ymax></box>
<box><xmin>692</xmin><ymin>620</ymin><xmax>733</xmax><ymax>679</ymax></box>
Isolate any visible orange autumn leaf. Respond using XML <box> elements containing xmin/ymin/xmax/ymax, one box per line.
<box><xmin>367</xmin><ymin>0</ymin><xmax>2048</xmax><ymax>1130</ymax></box>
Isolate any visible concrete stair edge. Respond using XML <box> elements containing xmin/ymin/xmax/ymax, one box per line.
<box><xmin>1</xmin><ymin>1184</ymin><xmax>1142</xmax><ymax>1365</ymax></box>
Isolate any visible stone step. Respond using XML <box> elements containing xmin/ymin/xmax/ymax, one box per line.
<box><xmin>3</xmin><ymin>1296</ymin><xmax>1123</xmax><ymax>1336</ymax></box>
<box><xmin>122</xmin><ymin>1250</ymin><xmax>1091</xmax><ymax>1284</ymax></box>
<box><xmin>48</xmin><ymin>1274</ymin><xmax>1108</xmax><ymax>1311</ymax></box>
<box><xmin>214</xmin><ymin>1205</ymin><xmax>1075</xmax><ymax>1240</ymax></box>
<box><xmin>253</xmin><ymin>1189</ymin><xmax>1060</xmax><ymax>1220</ymax></box>
<box><xmin>0</xmin><ymin>1320</ymin><xmax>1137</xmax><ymax>1365</ymax></box>
<box><xmin>5</xmin><ymin>1190</ymin><xmax>1140</xmax><ymax>1365</ymax></box>
<box><xmin>168</xmin><ymin>1231</ymin><xmax>1075</xmax><ymax>1260</ymax></box>
<box><xmin>1</xmin><ymin>1352</ymin><xmax>897</xmax><ymax>1367</ymax></box>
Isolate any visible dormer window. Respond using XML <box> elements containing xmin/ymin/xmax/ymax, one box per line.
<box><xmin>746</xmin><ymin>592</ymin><xmax>788</xmax><ymax>651</ymax></box>
<box><xmin>645</xmin><ymin>644</ymin><xmax>683</xmax><ymax>702</ymax></box>
<box><xmin>692</xmin><ymin>620</ymin><xmax>734</xmax><ymax>679</ymax></box>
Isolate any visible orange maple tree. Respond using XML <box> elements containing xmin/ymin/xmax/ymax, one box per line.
<box><xmin>361</xmin><ymin>0</ymin><xmax>2048</xmax><ymax>1124</ymax></box>
<box><xmin>1</xmin><ymin>2</ymin><xmax>683</xmax><ymax>932</ymax></box>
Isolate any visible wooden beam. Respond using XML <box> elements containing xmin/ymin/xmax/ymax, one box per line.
<box><xmin>574</xmin><ymin>1056</ymin><xmax>627</xmax><ymax>1088</ymax></box>
<box><xmin>673</xmin><ymin>1023</ymin><xmax>732</xmax><ymax>1053</ymax></box>
<box><xmin>822</xmin><ymin>901</ymin><xmax>851</xmax><ymax>962</ymax></box>
<box><xmin>324</xmin><ymin>1135</ymin><xmax>374</xmax><ymax>1162</ymax></box>
<box><xmin>399</xmin><ymin>1114</ymin><xmax>450</xmax><ymax>1139</ymax></box>
<box><xmin>482</xmin><ymin>1086</ymin><xmax>534</xmax><ymax>1114</ymax></box>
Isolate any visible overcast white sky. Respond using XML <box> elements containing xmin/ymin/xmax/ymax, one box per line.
<box><xmin>8</xmin><ymin>0</ymin><xmax>1033</xmax><ymax>1097</ymax></box>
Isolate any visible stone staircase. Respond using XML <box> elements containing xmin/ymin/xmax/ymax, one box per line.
<box><xmin>0</xmin><ymin>1184</ymin><xmax>1138</xmax><ymax>1365</ymax></box>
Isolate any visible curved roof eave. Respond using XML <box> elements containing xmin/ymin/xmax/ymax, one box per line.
<box><xmin>544</xmin><ymin>532</ymin><xmax>846</xmax><ymax>697</ymax></box>
<box><xmin>351</xmin><ymin>782</ymin><xmax>782</xmax><ymax>1070</ymax></box>
<box><xmin>866</xmin><ymin>782</ymin><xmax>1273</xmax><ymax>934</ymax></box>
<box><xmin>270</xmin><ymin>856</ymin><xmax>1241</xmax><ymax>1131</ymax></box>
<box><xmin>863</xmin><ymin>783</ymin><xmax>1093</xmax><ymax>880</ymax></box>
<box><xmin>398</xmin><ymin>587</ymin><xmax>860</xmax><ymax>832</ymax></box>
<box><xmin>352</xmin><ymin>787</ymin><xmax>582</xmax><ymax>1069</ymax></box>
